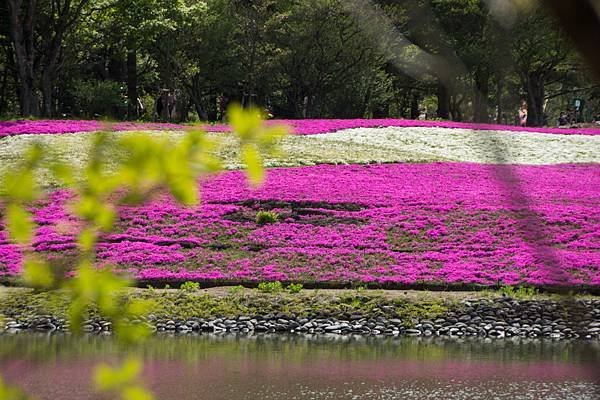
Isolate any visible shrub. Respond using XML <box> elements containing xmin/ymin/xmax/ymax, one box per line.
<box><xmin>257</xmin><ymin>281</ymin><xmax>283</xmax><ymax>294</ymax></box>
<box><xmin>353</xmin><ymin>284</ymin><xmax>367</xmax><ymax>294</ymax></box>
<box><xmin>71</xmin><ymin>80</ymin><xmax>127</xmax><ymax>119</ymax></box>
<box><xmin>287</xmin><ymin>283</ymin><xmax>303</xmax><ymax>294</ymax></box>
<box><xmin>180</xmin><ymin>281</ymin><xmax>200</xmax><ymax>293</ymax></box>
<box><xmin>500</xmin><ymin>285</ymin><xmax>539</xmax><ymax>300</ymax></box>
<box><xmin>228</xmin><ymin>285</ymin><xmax>245</xmax><ymax>296</ymax></box>
<box><xmin>138</xmin><ymin>93</ymin><xmax>156</xmax><ymax>121</ymax></box>
<box><xmin>256</xmin><ymin>210</ymin><xmax>279</xmax><ymax>225</ymax></box>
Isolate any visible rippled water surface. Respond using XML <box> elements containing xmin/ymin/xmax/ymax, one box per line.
<box><xmin>1</xmin><ymin>334</ymin><xmax>599</xmax><ymax>399</ymax></box>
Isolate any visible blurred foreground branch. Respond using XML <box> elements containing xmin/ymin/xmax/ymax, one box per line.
<box><xmin>543</xmin><ymin>0</ymin><xmax>600</xmax><ymax>80</ymax></box>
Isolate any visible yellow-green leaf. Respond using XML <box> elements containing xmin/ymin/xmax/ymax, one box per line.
<box><xmin>94</xmin><ymin>358</ymin><xmax>142</xmax><ymax>391</ymax></box>
<box><xmin>122</xmin><ymin>385</ymin><xmax>155</xmax><ymax>400</ymax></box>
<box><xmin>5</xmin><ymin>203</ymin><xmax>34</xmax><ymax>245</ymax></box>
<box><xmin>241</xmin><ymin>145</ymin><xmax>264</xmax><ymax>186</ymax></box>
<box><xmin>50</xmin><ymin>161</ymin><xmax>76</xmax><ymax>186</ymax></box>
<box><xmin>22</xmin><ymin>257</ymin><xmax>54</xmax><ymax>289</ymax></box>
<box><xmin>0</xmin><ymin>375</ymin><xmax>27</xmax><ymax>400</ymax></box>
<box><xmin>77</xmin><ymin>227</ymin><xmax>98</xmax><ymax>252</ymax></box>
<box><xmin>114</xmin><ymin>321</ymin><xmax>151</xmax><ymax>345</ymax></box>
<box><xmin>24</xmin><ymin>143</ymin><xmax>44</xmax><ymax>166</ymax></box>
<box><xmin>94</xmin><ymin>205</ymin><xmax>116</xmax><ymax>231</ymax></box>
<box><xmin>229</xmin><ymin>104</ymin><xmax>262</xmax><ymax>140</ymax></box>
<box><xmin>260</xmin><ymin>125</ymin><xmax>289</xmax><ymax>145</ymax></box>
<box><xmin>2</xmin><ymin>171</ymin><xmax>37</xmax><ymax>202</ymax></box>
<box><xmin>168</xmin><ymin>177</ymin><xmax>197</xmax><ymax>206</ymax></box>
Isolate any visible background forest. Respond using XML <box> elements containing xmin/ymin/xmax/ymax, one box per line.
<box><xmin>1</xmin><ymin>0</ymin><xmax>599</xmax><ymax>126</ymax></box>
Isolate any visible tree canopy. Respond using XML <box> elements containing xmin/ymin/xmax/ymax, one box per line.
<box><xmin>0</xmin><ymin>0</ymin><xmax>597</xmax><ymax>126</ymax></box>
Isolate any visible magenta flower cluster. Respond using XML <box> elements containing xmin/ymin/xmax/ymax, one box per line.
<box><xmin>2</xmin><ymin>118</ymin><xmax>600</xmax><ymax>138</ymax></box>
<box><xmin>267</xmin><ymin>119</ymin><xmax>600</xmax><ymax>136</ymax></box>
<box><xmin>0</xmin><ymin>120</ymin><xmax>183</xmax><ymax>137</ymax></box>
<box><xmin>1</xmin><ymin>163</ymin><xmax>598</xmax><ymax>287</ymax></box>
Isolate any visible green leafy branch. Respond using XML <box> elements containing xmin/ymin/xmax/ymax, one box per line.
<box><xmin>0</xmin><ymin>105</ymin><xmax>288</xmax><ymax>400</ymax></box>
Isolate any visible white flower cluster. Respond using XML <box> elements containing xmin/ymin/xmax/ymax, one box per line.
<box><xmin>311</xmin><ymin>127</ymin><xmax>600</xmax><ymax>165</ymax></box>
<box><xmin>1</xmin><ymin>126</ymin><xmax>598</xmax><ymax>187</ymax></box>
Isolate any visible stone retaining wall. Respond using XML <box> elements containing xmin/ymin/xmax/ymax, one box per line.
<box><xmin>2</xmin><ymin>298</ymin><xmax>599</xmax><ymax>341</ymax></box>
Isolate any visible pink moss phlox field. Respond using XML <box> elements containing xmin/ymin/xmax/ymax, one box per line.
<box><xmin>0</xmin><ymin>120</ymin><xmax>185</xmax><ymax>137</ymax></box>
<box><xmin>1</xmin><ymin>163</ymin><xmax>599</xmax><ymax>287</ymax></box>
<box><xmin>273</xmin><ymin>119</ymin><xmax>600</xmax><ymax>136</ymax></box>
<box><xmin>2</xmin><ymin>118</ymin><xmax>600</xmax><ymax>137</ymax></box>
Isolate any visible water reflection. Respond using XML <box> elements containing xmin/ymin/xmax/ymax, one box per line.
<box><xmin>1</xmin><ymin>333</ymin><xmax>599</xmax><ymax>399</ymax></box>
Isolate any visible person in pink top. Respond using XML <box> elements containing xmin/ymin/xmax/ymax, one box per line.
<box><xmin>518</xmin><ymin>100</ymin><xmax>528</xmax><ymax>127</ymax></box>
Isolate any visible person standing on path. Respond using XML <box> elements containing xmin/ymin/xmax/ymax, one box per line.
<box><xmin>518</xmin><ymin>100</ymin><xmax>528</xmax><ymax>127</ymax></box>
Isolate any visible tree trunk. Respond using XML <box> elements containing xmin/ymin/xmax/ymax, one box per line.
<box><xmin>15</xmin><ymin>63</ymin><xmax>37</xmax><ymax>116</ymax></box>
<box><xmin>127</xmin><ymin>48</ymin><xmax>139</xmax><ymax>120</ymax></box>
<box><xmin>41</xmin><ymin>31</ymin><xmax>65</xmax><ymax>117</ymax></box>
<box><xmin>6</xmin><ymin>0</ymin><xmax>39</xmax><ymax>117</ymax></box>
<box><xmin>178</xmin><ymin>98</ymin><xmax>190</xmax><ymax>123</ymax></box>
<box><xmin>190</xmin><ymin>92</ymin><xmax>208</xmax><ymax>121</ymax></box>
<box><xmin>41</xmin><ymin>70</ymin><xmax>53</xmax><ymax>117</ymax></box>
<box><xmin>436</xmin><ymin>81</ymin><xmax>450</xmax><ymax>119</ymax></box>
<box><xmin>450</xmin><ymin>95</ymin><xmax>464</xmax><ymax>122</ymax></box>
<box><xmin>525</xmin><ymin>73</ymin><xmax>545</xmax><ymax>127</ymax></box>
<box><xmin>410</xmin><ymin>91</ymin><xmax>420</xmax><ymax>119</ymax></box>
<box><xmin>496</xmin><ymin>76</ymin><xmax>504</xmax><ymax>124</ymax></box>
<box><xmin>0</xmin><ymin>60</ymin><xmax>8</xmax><ymax>115</ymax></box>
<box><xmin>473</xmin><ymin>71</ymin><xmax>490</xmax><ymax>123</ymax></box>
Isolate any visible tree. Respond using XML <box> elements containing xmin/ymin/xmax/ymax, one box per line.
<box><xmin>273</xmin><ymin>0</ymin><xmax>381</xmax><ymax>118</ymax></box>
<box><xmin>5</xmin><ymin>0</ymin><xmax>38</xmax><ymax>116</ymax></box>
<box><xmin>109</xmin><ymin>0</ymin><xmax>165</xmax><ymax>119</ymax></box>
<box><xmin>510</xmin><ymin>5</ymin><xmax>568</xmax><ymax>127</ymax></box>
<box><xmin>0</xmin><ymin>0</ymin><xmax>596</xmax><ymax>123</ymax></box>
<box><xmin>229</xmin><ymin>0</ymin><xmax>283</xmax><ymax>108</ymax></box>
<box><xmin>430</xmin><ymin>0</ymin><xmax>500</xmax><ymax>122</ymax></box>
<box><xmin>174</xmin><ymin>0</ymin><xmax>239</xmax><ymax>120</ymax></box>
<box><xmin>6</xmin><ymin>0</ymin><xmax>92</xmax><ymax>117</ymax></box>
<box><xmin>0</xmin><ymin>2</ymin><xmax>14</xmax><ymax>116</ymax></box>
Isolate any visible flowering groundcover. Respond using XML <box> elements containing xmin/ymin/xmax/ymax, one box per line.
<box><xmin>0</xmin><ymin>120</ymin><xmax>183</xmax><ymax>137</ymax></box>
<box><xmin>2</xmin><ymin>118</ymin><xmax>600</xmax><ymax>138</ymax></box>
<box><xmin>1</xmin><ymin>162</ymin><xmax>598</xmax><ymax>288</ymax></box>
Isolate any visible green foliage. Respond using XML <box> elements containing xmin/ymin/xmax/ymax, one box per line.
<box><xmin>5</xmin><ymin>204</ymin><xmax>34</xmax><ymax>245</ymax></box>
<box><xmin>116</xmin><ymin>130</ymin><xmax>222</xmax><ymax>204</ymax></box>
<box><xmin>353</xmin><ymin>284</ymin><xmax>367</xmax><ymax>294</ymax></box>
<box><xmin>22</xmin><ymin>257</ymin><xmax>55</xmax><ymax>289</ymax></box>
<box><xmin>272</xmin><ymin>0</ymin><xmax>386</xmax><ymax>118</ymax></box>
<box><xmin>393</xmin><ymin>300</ymin><xmax>449</xmax><ymax>327</ymax></box>
<box><xmin>500</xmin><ymin>285</ymin><xmax>539</xmax><ymax>300</ymax></box>
<box><xmin>0</xmin><ymin>286</ymin><xmax>460</xmax><ymax>328</ymax></box>
<box><xmin>0</xmin><ymin>376</ymin><xmax>28</xmax><ymax>400</ymax></box>
<box><xmin>257</xmin><ymin>281</ymin><xmax>284</xmax><ymax>294</ymax></box>
<box><xmin>71</xmin><ymin>80</ymin><xmax>128</xmax><ymax>118</ymax></box>
<box><xmin>1</xmin><ymin>146</ymin><xmax>57</xmax><ymax>293</ymax></box>
<box><xmin>2</xmin><ymin>0</ymin><xmax>592</xmax><ymax>124</ymax></box>
<box><xmin>256</xmin><ymin>210</ymin><xmax>279</xmax><ymax>225</ymax></box>
<box><xmin>180</xmin><ymin>281</ymin><xmax>201</xmax><ymax>293</ymax></box>
<box><xmin>66</xmin><ymin>263</ymin><xmax>133</xmax><ymax>334</ymax></box>
<box><xmin>227</xmin><ymin>285</ymin><xmax>245</xmax><ymax>296</ymax></box>
<box><xmin>95</xmin><ymin>358</ymin><xmax>154</xmax><ymax>400</ymax></box>
<box><xmin>287</xmin><ymin>283</ymin><xmax>303</xmax><ymax>294</ymax></box>
<box><xmin>229</xmin><ymin>104</ymin><xmax>289</xmax><ymax>186</ymax></box>
<box><xmin>0</xmin><ymin>106</ymin><xmax>282</xmax><ymax>397</ymax></box>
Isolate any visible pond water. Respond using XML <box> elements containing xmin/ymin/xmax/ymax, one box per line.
<box><xmin>1</xmin><ymin>334</ymin><xmax>599</xmax><ymax>399</ymax></box>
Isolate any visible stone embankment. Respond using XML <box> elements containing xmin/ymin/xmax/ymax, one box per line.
<box><xmin>3</xmin><ymin>298</ymin><xmax>599</xmax><ymax>341</ymax></box>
